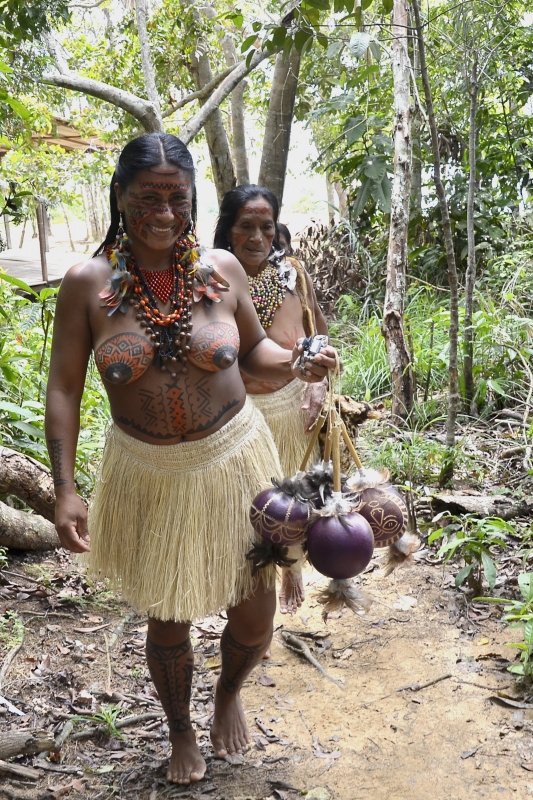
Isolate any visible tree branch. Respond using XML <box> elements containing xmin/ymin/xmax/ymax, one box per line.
<box><xmin>178</xmin><ymin>47</ymin><xmax>272</xmax><ymax>144</ymax></box>
<box><xmin>161</xmin><ymin>64</ymin><xmax>237</xmax><ymax>119</ymax></box>
<box><xmin>40</xmin><ymin>72</ymin><xmax>163</xmax><ymax>132</ymax></box>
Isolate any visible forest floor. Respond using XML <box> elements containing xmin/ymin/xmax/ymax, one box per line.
<box><xmin>1</xmin><ymin>544</ymin><xmax>532</xmax><ymax>800</ymax></box>
<box><xmin>2</xmin><ymin>413</ymin><xmax>533</xmax><ymax>800</ymax></box>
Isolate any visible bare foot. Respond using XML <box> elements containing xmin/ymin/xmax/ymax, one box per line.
<box><xmin>167</xmin><ymin>728</ymin><xmax>206</xmax><ymax>784</ymax></box>
<box><xmin>210</xmin><ymin>679</ymin><xmax>250</xmax><ymax>758</ymax></box>
<box><xmin>279</xmin><ymin>568</ymin><xmax>305</xmax><ymax>614</ymax></box>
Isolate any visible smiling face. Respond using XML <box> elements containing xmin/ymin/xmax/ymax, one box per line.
<box><xmin>115</xmin><ymin>163</ymin><xmax>193</xmax><ymax>256</ymax></box>
<box><xmin>228</xmin><ymin>197</ymin><xmax>276</xmax><ymax>276</ymax></box>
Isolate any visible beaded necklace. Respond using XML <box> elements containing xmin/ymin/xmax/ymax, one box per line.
<box><xmin>248</xmin><ymin>264</ymin><xmax>286</xmax><ymax>328</ymax></box>
<box><xmin>99</xmin><ymin>228</ymin><xmax>230</xmax><ymax>378</ymax></box>
<box><xmin>139</xmin><ymin>265</ymin><xmax>175</xmax><ymax>304</ymax></box>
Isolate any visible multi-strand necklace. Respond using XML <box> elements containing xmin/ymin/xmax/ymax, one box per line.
<box><xmin>101</xmin><ymin>232</ymin><xmax>197</xmax><ymax>377</ymax></box>
<box><xmin>100</xmin><ymin>229</ymin><xmax>231</xmax><ymax>378</ymax></box>
<box><xmin>248</xmin><ymin>264</ymin><xmax>286</xmax><ymax>328</ymax></box>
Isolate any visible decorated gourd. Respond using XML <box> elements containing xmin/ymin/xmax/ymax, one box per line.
<box><xmin>250</xmin><ymin>485</ymin><xmax>310</xmax><ymax>546</ymax></box>
<box><xmin>356</xmin><ymin>485</ymin><xmax>408</xmax><ymax>548</ymax></box>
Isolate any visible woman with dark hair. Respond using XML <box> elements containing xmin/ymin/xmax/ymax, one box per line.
<box><xmin>276</xmin><ymin>222</ymin><xmax>293</xmax><ymax>255</ymax></box>
<box><xmin>214</xmin><ymin>186</ymin><xmax>330</xmax><ymax>614</ymax></box>
<box><xmin>45</xmin><ymin>134</ymin><xmax>336</xmax><ymax>786</ymax></box>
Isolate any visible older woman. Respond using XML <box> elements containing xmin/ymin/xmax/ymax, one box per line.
<box><xmin>45</xmin><ymin>135</ymin><xmax>336</xmax><ymax>786</ymax></box>
<box><xmin>213</xmin><ymin>186</ymin><xmax>329</xmax><ymax>614</ymax></box>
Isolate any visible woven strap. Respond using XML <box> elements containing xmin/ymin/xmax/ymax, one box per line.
<box><xmin>286</xmin><ymin>256</ymin><xmax>316</xmax><ymax>338</ymax></box>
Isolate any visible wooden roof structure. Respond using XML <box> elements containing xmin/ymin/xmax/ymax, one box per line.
<box><xmin>0</xmin><ymin>116</ymin><xmax>110</xmax><ymax>157</ymax></box>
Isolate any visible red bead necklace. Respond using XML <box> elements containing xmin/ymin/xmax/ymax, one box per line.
<box><xmin>139</xmin><ymin>265</ymin><xmax>175</xmax><ymax>304</ymax></box>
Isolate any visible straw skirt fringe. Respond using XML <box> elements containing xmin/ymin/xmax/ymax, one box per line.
<box><xmin>249</xmin><ymin>379</ymin><xmax>320</xmax><ymax>477</ymax></box>
<box><xmin>86</xmin><ymin>398</ymin><xmax>280</xmax><ymax>622</ymax></box>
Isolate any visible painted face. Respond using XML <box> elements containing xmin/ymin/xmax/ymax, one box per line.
<box><xmin>115</xmin><ymin>164</ymin><xmax>193</xmax><ymax>252</ymax></box>
<box><xmin>228</xmin><ymin>198</ymin><xmax>276</xmax><ymax>275</ymax></box>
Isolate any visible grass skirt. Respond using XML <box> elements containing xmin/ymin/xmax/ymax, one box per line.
<box><xmin>249</xmin><ymin>379</ymin><xmax>319</xmax><ymax>476</ymax></box>
<box><xmin>86</xmin><ymin>398</ymin><xmax>280</xmax><ymax>622</ymax></box>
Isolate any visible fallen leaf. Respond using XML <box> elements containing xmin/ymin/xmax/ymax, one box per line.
<box><xmin>313</xmin><ymin>749</ymin><xmax>341</xmax><ymax>760</ymax></box>
<box><xmin>461</xmin><ymin>745</ymin><xmax>481</xmax><ymax>759</ymax></box>
<box><xmin>475</xmin><ymin>637</ymin><xmax>490</xmax><ymax>646</ymax></box>
<box><xmin>258</xmin><ymin>675</ymin><xmax>276</xmax><ymax>687</ymax></box>
<box><xmin>393</xmin><ymin>596</ymin><xmax>417</xmax><ymax>611</ymax></box>
<box><xmin>204</xmin><ymin>656</ymin><xmax>221</xmax><ymax>670</ymax></box>
<box><xmin>521</xmin><ymin>762</ymin><xmax>533</xmax><ymax>772</ymax></box>
<box><xmin>225</xmin><ymin>753</ymin><xmax>246</xmax><ymax>766</ymax></box>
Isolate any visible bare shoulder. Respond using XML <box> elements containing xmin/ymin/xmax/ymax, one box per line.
<box><xmin>206</xmin><ymin>248</ymin><xmax>248</xmax><ymax>287</ymax></box>
<box><xmin>60</xmin><ymin>255</ymin><xmax>109</xmax><ymax>292</ymax></box>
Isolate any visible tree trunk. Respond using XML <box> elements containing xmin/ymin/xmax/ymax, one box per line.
<box><xmin>412</xmin><ymin>0</ymin><xmax>460</xmax><ymax>477</ymax></box>
<box><xmin>326</xmin><ymin>178</ymin><xmax>336</xmax><ymax>225</ymax></box>
<box><xmin>221</xmin><ymin>33</ymin><xmax>249</xmax><ymax>185</ymax></box>
<box><xmin>60</xmin><ymin>201</ymin><xmax>75</xmax><ymax>251</ymax></box>
<box><xmin>0</xmin><ymin>447</ymin><xmax>56</xmax><ymax>522</ymax></box>
<box><xmin>463</xmin><ymin>58</ymin><xmax>479</xmax><ymax>416</ymax></box>
<box><xmin>382</xmin><ymin>0</ymin><xmax>414</xmax><ymax>424</ymax></box>
<box><xmin>408</xmin><ymin>10</ymin><xmax>422</xmax><ymax>246</ymax></box>
<box><xmin>334</xmin><ymin>182</ymin><xmax>348</xmax><ymax>219</ymax></box>
<box><xmin>81</xmin><ymin>185</ymin><xmax>92</xmax><ymax>242</ymax></box>
<box><xmin>0</xmin><ymin>730</ymin><xmax>55</xmax><ymax>761</ymax></box>
<box><xmin>4</xmin><ymin>216</ymin><xmax>11</xmax><ymax>249</ymax></box>
<box><xmin>0</xmin><ymin>502</ymin><xmax>60</xmax><ymax>550</ymax></box>
<box><xmin>180</xmin><ymin>1</ymin><xmax>235</xmax><ymax>204</ymax></box>
<box><xmin>258</xmin><ymin>48</ymin><xmax>301</xmax><ymax>205</ymax></box>
<box><xmin>134</xmin><ymin>0</ymin><xmax>163</xmax><ymax>127</ymax></box>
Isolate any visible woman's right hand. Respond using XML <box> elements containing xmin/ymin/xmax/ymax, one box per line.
<box><xmin>55</xmin><ymin>492</ymin><xmax>91</xmax><ymax>553</ymax></box>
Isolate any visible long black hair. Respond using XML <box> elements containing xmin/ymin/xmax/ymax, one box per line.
<box><xmin>213</xmin><ymin>184</ymin><xmax>279</xmax><ymax>251</ymax></box>
<box><xmin>94</xmin><ymin>133</ymin><xmax>197</xmax><ymax>257</ymax></box>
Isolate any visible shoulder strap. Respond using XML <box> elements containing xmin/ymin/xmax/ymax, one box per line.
<box><xmin>286</xmin><ymin>256</ymin><xmax>316</xmax><ymax>338</ymax></box>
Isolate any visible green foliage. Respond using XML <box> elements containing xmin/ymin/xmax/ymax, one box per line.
<box><xmin>79</xmin><ymin>704</ymin><xmax>124</xmax><ymax>739</ymax></box>
<box><xmin>0</xmin><ymin>0</ymin><xmax>70</xmax><ymax>47</ymax></box>
<box><xmin>0</xmin><ymin>273</ymin><xmax>109</xmax><ymax>494</ymax></box>
<box><xmin>0</xmin><ymin>609</ymin><xmax>24</xmax><ymax>648</ymax></box>
<box><xmin>429</xmin><ymin>515</ymin><xmax>513</xmax><ymax>595</ymax></box>
<box><xmin>0</xmin><ymin>546</ymin><xmax>7</xmax><ymax>571</ymax></box>
<box><xmin>479</xmin><ymin>573</ymin><xmax>533</xmax><ymax>678</ymax></box>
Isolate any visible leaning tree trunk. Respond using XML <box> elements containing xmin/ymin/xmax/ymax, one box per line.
<box><xmin>412</xmin><ymin>0</ymin><xmax>460</xmax><ymax>481</ymax></box>
<box><xmin>463</xmin><ymin>57</ymin><xmax>479</xmax><ymax>416</ymax></box>
<box><xmin>0</xmin><ymin>447</ymin><xmax>56</xmax><ymax>522</ymax></box>
<box><xmin>134</xmin><ymin>0</ymin><xmax>163</xmax><ymax>129</ymax></box>
<box><xmin>258</xmin><ymin>47</ymin><xmax>301</xmax><ymax>206</ymax></box>
<box><xmin>409</xmin><ymin>12</ymin><xmax>423</xmax><ymax>247</ymax></box>
<box><xmin>0</xmin><ymin>502</ymin><xmax>60</xmax><ymax>550</ymax></box>
<box><xmin>382</xmin><ymin>0</ymin><xmax>414</xmax><ymax>424</ymax></box>
<box><xmin>221</xmin><ymin>33</ymin><xmax>250</xmax><ymax>185</ymax></box>
<box><xmin>180</xmin><ymin>0</ymin><xmax>235</xmax><ymax>203</ymax></box>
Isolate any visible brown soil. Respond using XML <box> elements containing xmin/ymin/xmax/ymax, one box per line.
<box><xmin>0</xmin><ymin>549</ymin><xmax>531</xmax><ymax>800</ymax></box>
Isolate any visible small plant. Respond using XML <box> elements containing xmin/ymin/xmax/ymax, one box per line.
<box><xmin>429</xmin><ymin>515</ymin><xmax>512</xmax><ymax>595</ymax></box>
<box><xmin>0</xmin><ymin>546</ymin><xmax>7</xmax><ymax>572</ymax></box>
<box><xmin>0</xmin><ymin>610</ymin><xmax>24</xmax><ymax>649</ymax></box>
<box><xmin>81</xmin><ymin>704</ymin><xmax>124</xmax><ymax>739</ymax></box>
<box><xmin>479</xmin><ymin>573</ymin><xmax>533</xmax><ymax>679</ymax></box>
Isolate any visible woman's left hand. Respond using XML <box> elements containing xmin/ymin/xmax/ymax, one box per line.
<box><xmin>290</xmin><ymin>339</ymin><xmax>339</xmax><ymax>383</ymax></box>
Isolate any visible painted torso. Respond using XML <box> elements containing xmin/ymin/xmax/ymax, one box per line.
<box><xmin>83</xmin><ymin>252</ymin><xmax>246</xmax><ymax>444</ymax></box>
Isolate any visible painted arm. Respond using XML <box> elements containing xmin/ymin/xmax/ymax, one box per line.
<box><xmin>45</xmin><ymin>266</ymin><xmax>93</xmax><ymax>553</ymax></box>
<box><xmin>228</xmin><ymin>257</ymin><xmax>336</xmax><ymax>381</ymax></box>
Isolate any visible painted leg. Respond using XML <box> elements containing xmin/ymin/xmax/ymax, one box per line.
<box><xmin>146</xmin><ymin>618</ymin><xmax>206</xmax><ymax>784</ymax></box>
<box><xmin>211</xmin><ymin>581</ymin><xmax>276</xmax><ymax>757</ymax></box>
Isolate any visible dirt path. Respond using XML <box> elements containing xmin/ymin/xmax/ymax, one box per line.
<box><xmin>0</xmin><ymin>550</ymin><xmax>531</xmax><ymax>800</ymax></box>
